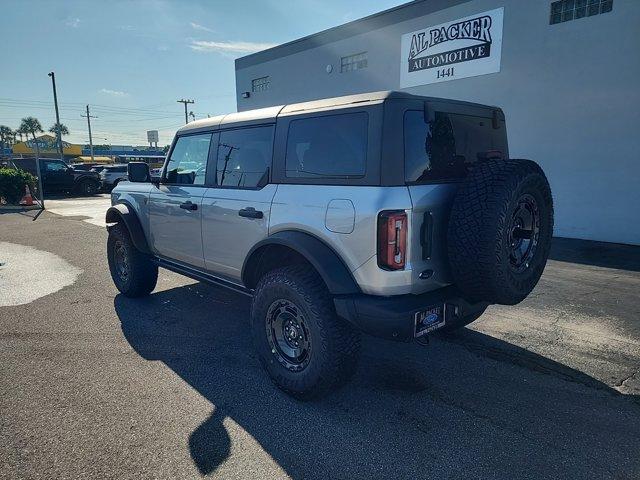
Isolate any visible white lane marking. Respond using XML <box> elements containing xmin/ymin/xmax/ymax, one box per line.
<box><xmin>0</xmin><ymin>242</ymin><xmax>82</xmax><ymax>307</ymax></box>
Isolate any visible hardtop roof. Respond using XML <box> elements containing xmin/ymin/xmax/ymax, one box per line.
<box><xmin>177</xmin><ymin>90</ymin><xmax>500</xmax><ymax>134</ymax></box>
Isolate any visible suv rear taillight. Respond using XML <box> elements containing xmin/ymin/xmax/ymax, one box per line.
<box><xmin>377</xmin><ymin>211</ymin><xmax>407</xmax><ymax>270</ymax></box>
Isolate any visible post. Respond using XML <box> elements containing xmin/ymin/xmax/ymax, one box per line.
<box><xmin>33</xmin><ymin>135</ymin><xmax>45</xmax><ymax>214</ymax></box>
<box><xmin>48</xmin><ymin>72</ymin><xmax>64</xmax><ymax>162</ymax></box>
<box><xmin>177</xmin><ymin>99</ymin><xmax>195</xmax><ymax>124</ymax></box>
<box><xmin>81</xmin><ymin>105</ymin><xmax>97</xmax><ymax>162</ymax></box>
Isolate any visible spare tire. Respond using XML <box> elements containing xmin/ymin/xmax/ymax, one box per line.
<box><xmin>447</xmin><ymin>159</ymin><xmax>553</xmax><ymax>305</ymax></box>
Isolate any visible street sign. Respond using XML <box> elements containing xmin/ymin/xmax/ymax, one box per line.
<box><xmin>147</xmin><ymin>130</ymin><xmax>159</xmax><ymax>143</ymax></box>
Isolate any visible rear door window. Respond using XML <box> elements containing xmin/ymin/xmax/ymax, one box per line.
<box><xmin>285</xmin><ymin>112</ymin><xmax>368</xmax><ymax>179</ymax></box>
<box><xmin>404</xmin><ymin>110</ymin><xmax>507</xmax><ymax>183</ymax></box>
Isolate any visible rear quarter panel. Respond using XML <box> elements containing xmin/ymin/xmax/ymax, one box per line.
<box><xmin>269</xmin><ymin>184</ymin><xmax>415</xmax><ymax>296</ymax></box>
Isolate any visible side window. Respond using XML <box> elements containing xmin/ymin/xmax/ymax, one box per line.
<box><xmin>216</xmin><ymin>125</ymin><xmax>274</xmax><ymax>188</ymax></box>
<box><xmin>404</xmin><ymin>110</ymin><xmax>507</xmax><ymax>184</ymax></box>
<box><xmin>285</xmin><ymin>112</ymin><xmax>368</xmax><ymax>179</ymax></box>
<box><xmin>165</xmin><ymin>133</ymin><xmax>211</xmax><ymax>185</ymax></box>
<box><xmin>43</xmin><ymin>161</ymin><xmax>68</xmax><ymax>172</ymax></box>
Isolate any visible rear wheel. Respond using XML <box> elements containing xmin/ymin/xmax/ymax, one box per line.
<box><xmin>107</xmin><ymin>223</ymin><xmax>158</xmax><ymax>297</ymax></box>
<box><xmin>251</xmin><ymin>265</ymin><xmax>360</xmax><ymax>400</ymax></box>
<box><xmin>78</xmin><ymin>179</ymin><xmax>98</xmax><ymax>196</ymax></box>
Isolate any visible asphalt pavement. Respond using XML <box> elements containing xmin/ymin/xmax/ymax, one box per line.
<box><xmin>1</xmin><ymin>202</ymin><xmax>639</xmax><ymax>479</ymax></box>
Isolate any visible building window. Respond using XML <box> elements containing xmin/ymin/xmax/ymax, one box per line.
<box><xmin>550</xmin><ymin>0</ymin><xmax>613</xmax><ymax>24</ymax></box>
<box><xmin>251</xmin><ymin>76</ymin><xmax>270</xmax><ymax>93</ymax></box>
<box><xmin>340</xmin><ymin>52</ymin><xmax>368</xmax><ymax>73</ymax></box>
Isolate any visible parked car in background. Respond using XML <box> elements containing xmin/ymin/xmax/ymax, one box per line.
<box><xmin>150</xmin><ymin>167</ymin><xmax>162</xmax><ymax>182</ymax></box>
<box><xmin>13</xmin><ymin>158</ymin><xmax>100</xmax><ymax>195</ymax></box>
<box><xmin>71</xmin><ymin>162</ymin><xmax>102</xmax><ymax>171</ymax></box>
<box><xmin>99</xmin><ymin>164</ymin><xmax>128</xmax><ymax>191</ymax></box>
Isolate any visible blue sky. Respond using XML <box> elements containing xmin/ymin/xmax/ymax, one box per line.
<box><xmin>1</xmin><ymin>0</ymin><xmax>403</xmax><ymax>146</ymax></box>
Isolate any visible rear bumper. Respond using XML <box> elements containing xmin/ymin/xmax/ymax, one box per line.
<box><xmin>333</xmin><ymin>286</ymin><xmax>488</xmax><ymax>342</ymax></box>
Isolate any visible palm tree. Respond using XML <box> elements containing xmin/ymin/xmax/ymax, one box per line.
<box><xmin>20</xmin><ymin>117</ymin><xmax>44</xmax><ymax>157</ymax></box>
<box><xmin>49</xmin><ymin>122</ymin><xmax>70</xmax><ymax>137</ymax></box>
<box><xmin>0</xmin><ymin>125</ymin><xmax>13</xmax><ymax>151</ymax></box>
<box><xmin>15</xmin><ymin>126</ymin><xmax>25</xmax><ymax>142</ymax></box>
<box><xmin>20</xmin><ymin>117</ymin><xmax>43</xmax><ymax>143</ymax></box>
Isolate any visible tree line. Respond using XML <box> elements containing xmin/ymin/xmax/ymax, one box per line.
<box><xmin>0</xmin><ymin>118</ymin><xmax>69</xmax><ymax>151</ymax></box>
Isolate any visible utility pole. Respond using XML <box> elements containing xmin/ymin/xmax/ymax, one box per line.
<box><xmin>48</xmin><ymin>72</ymin><xmax>64</xmax><ymax>162</ymax></box>
<box><xmin>81</xmin><ymin>105</ymin><xmax>97</xmax><ymax>162</ymax></box>
<box><xmin>177</xmin><ymin>99</ymin><xmax>194</xmax><ymax>124</ymax></box>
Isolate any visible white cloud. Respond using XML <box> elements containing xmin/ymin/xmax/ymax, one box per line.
<box><xmin>190</xmin><ymin>22</ymin><xmax>214</xmax><ymax>33</ymax></box>
<box><xmin>189</xmin><ymin>40</ymin><xmax>278</xmax><ymax>55</ymax></box>
<box><xmin>65</xmin><ymin>17</ymin><xmax>81</xmax><ymax>28</ymax></box>
<box><xmin>99</xmin><ymin>88</ymin><xmax>129</xmax><ymax>98</ymax></box>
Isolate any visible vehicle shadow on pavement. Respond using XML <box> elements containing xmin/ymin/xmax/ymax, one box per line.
<box><xmin>115</xmin><ymin>283</ymin><xmax>640</xmax><ymax>479</ymax></box>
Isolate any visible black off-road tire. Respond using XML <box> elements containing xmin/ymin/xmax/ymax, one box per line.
<box><xmin>251</xmin><ymin>265</ymin><xmax>361</xmax><ymax>400</ymax></box>
<box><xmin>107</xmin><ymin>223</ymin><xmax>158</xmax><ymax>297</ymax></box>
<box><xmin>447</xmin><ymin>159</ymin><xmax>553</xmax><ymax>305</ymax></box>
<box><xmin>439</xmin><ymin>306</ymin><xmax>488</xmax><ymax>334</ymax></box>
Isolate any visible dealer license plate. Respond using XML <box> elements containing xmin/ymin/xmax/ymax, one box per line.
<box><xmin>414</xmin><ymin>304</ymin><xmax>446</xmax><ymax>337</ymax></box>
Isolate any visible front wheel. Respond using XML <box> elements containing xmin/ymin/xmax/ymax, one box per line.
<box><xmin>251</xmin><ymin>265</ymin><xmax>361</xmax><ymax>400</ymax></box>
<box><xmin>107</xmin><ymin>224</ymin><xmax>158</xmax><ymax>297</ymax></box>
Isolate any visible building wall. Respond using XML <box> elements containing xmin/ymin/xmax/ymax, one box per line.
<box><xmin>235</xmin><ymin>0</ymin><xmax>640</xmax><ymax>245</ymax></box>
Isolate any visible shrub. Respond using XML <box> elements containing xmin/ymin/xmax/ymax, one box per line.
<box><xmin>0</xmin><ymin>167</ymin><xmax>37</xmax><ymax>204</ymax></box>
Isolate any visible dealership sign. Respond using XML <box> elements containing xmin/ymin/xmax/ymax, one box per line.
<box><xmin>400</xmin><ymin>7</ymin><xmax>504</xmax><ymax>88</ymax></box>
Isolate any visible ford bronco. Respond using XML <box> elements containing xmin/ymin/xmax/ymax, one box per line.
<box><xmin>106</xmin><ymin>91</ymin><xmax>553</xmax><ymax>399</ymax></box>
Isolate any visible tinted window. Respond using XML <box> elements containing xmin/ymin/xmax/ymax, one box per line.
<box><xmin>165</xmin><ymin>133</ymin><xmax>211</xmax><ymax>185</ymax></box>
<box><xmin>43</xmin><ymin>161</ymin><xmax>68</xmax><ymax>172</ymax></box>
<box><xmin>404</xmin><ymin>110</ymin><xmax>506</xmax><ymax>183</ymax></box>
<box><xmin>285</xmin><ymin>112</ymin><xmax>367</xmax><ymax>179</ymax></box>
<box><xmin>216</xmin><ymin>126</ymin><xmax>274</xmax><ymax>188</ymax></box>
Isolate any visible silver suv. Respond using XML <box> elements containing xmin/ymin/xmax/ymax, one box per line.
<box><xmin>106</xmin><ymin>91</ymin><xmax>553</xmax><ymax>399</ymax></box>
<box><xmin>99</xmin><ymin>164</ymin><xmax>128</xmax><ymax>191</ymax></box>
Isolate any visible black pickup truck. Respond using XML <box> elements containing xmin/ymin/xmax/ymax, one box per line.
<box><xmin>13</xmin><ymin>158</ymin><xmax>101</xmax><ymax>195</ymax></box>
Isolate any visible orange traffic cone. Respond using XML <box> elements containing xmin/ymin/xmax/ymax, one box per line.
<box><xmin>19</xmin><ymin>185</ymin><xmax>34</xmax><ymax>206</ymax></box>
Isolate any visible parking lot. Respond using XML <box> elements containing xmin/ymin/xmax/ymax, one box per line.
<box><xmin>1</xmin><ymin>199</ymin><xmax>639</xmax><ymax>479</ymax></box>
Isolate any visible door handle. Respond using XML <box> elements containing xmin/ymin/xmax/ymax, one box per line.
<box><xmin>179</xmin><ymin>201</ymin><xmax>198</xmax><ymax>211</ymax></box>
<box><xmin>238</xmin><ymin>207</ymin><xmax>263</xmax><ymax>219</ymax></box>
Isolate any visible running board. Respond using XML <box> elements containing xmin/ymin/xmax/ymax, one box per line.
<box><xmin>153</xmin><ymin>257</ymin><xmax>254</xmax><ymax>297</ymax></box>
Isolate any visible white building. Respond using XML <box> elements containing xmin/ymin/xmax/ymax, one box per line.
<box><xmin>235</xmin><ymin>0</ymin><xmax>640</xmax><ymax>245</ymax></box>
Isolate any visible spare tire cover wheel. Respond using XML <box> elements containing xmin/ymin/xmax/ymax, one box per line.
<box><xmin>447</xmin><ymin>159</ymin><xmax>554</xmax><ymax>306</ymax></box>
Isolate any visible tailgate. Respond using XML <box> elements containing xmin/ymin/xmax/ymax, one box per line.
<box><xmin>407</xmin><ymin>183</ymin><xmax>458</xmax><ymax>294</ymax></box>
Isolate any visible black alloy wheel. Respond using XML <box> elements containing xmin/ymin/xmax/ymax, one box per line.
<box><xmin>265</xmin><ymin>299</ymin><xmax>312</xmax><ymax>372</ymax></box>
<box><xmin>507</xmin><ymin>193</ymin><xmax>540</xmax><ymax>273</ymax></box>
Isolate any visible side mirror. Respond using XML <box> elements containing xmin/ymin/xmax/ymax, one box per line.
<box><xmin>127</xmin><ymin>162</ymin><xmax>150</xmax><ymax>183</ymax></box>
